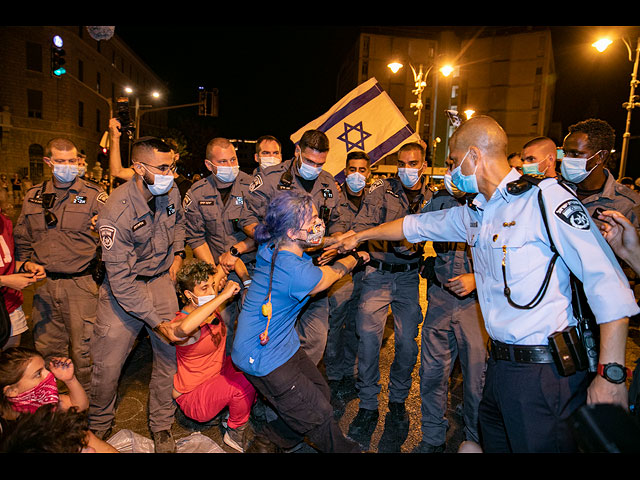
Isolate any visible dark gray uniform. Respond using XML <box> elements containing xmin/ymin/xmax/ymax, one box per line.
<box><xmin>419</xmin><ymin>189</ymin><xmax>488</xmax><ymax>447</ymax></box>
<box><xmin>183</xmin><ymin>171</ymin><xmax>256</xmax><ymax>350</ymax></box>
<box><xmin>89</xmin><ymin>176</ymin><xmax>185</xmax><ymax>435</ymax></box>
<box><xmin>241</xmin><ymin>158</ymin><xmax>340</xmax><ymax>365</ymax></box>
<box><xmin>324</xmin><ymin>187</ymin><xmax>366</xmax><ymax>384</ymax></box>
<box><xmin>351</xmin><ymin>176</ymin><xmax>431</xmax><ymax>411</ymax></box>
<box><xmin>14</xmin><ymin>177</ymin><xmax>107</xmax><ymax>393</ymax></box>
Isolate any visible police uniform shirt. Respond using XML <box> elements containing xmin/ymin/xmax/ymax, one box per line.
<box><xmin>570</xmin><ymin>169</ymin><xmax>640</xmax><ymax>228</ymax></box>
<box><xmin>403</xmin><ymin>168</ymin><xmax>640</xmax><ymax>345</ymax></box>
<box><xmin>422</xmin><ymin>190</ymin><xmax>473</xmax><ymax>289</ymax></box>
<box><xmin>183</xmin><ymin>171</ymin><xmax>256</xmax><ymax>265</ymax></box>
<box><xmin>352</xmin><ymin>176</ymin><xmax>432</xmax><ymax>265</ymax></box>
<box><xmin>96</xmin><ymin>175</ymin><xmax>185</xmax><ymax>328</ymax></box>
<box><xmin>327</xmin><ymin>187</ymin><xmax>366</xmax><ymax>236</ymax></box>
<box><xmin>14</xmin><ymin>177</ymin><xmax>107</xmax><ymax>273</ymax></box>
<box><xmin>240</xmin><ymin>158</ymin><xmax>339</xmax><ymax>229</ymax></box>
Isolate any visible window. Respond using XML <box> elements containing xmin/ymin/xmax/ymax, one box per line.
<box><xmin>97</xmin><ymin>71</ymin><xmax>101</xmax><ymax>93</ymax></box>
<box><xmin>27</xmin><ymin>89</ymin><xmax>43</xmax><ymax>118</ymax></box>
<box><xmin>26</xmin><ymin>42</ymin><xmax>42</xmax><ymax>72</ymax></box>
<box><xmin>78</xmin><ymin>101</ymin><xmax>84</xmax><ymax>127</ymax></box>
<box><xmin>78</xmin><ymin>59</ymin><xmax>84</xmax><ymax>82</ymax></box>
<box><xmin>29</xmin><ymin>144</ymin><xmax>45</xmax><ymax>182</ymax></box>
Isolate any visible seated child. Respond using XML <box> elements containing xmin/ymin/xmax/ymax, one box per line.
<box><xmin>167</xmin><ymin>260</ymin><xmax>256</xmax><ymax>453</ymax></box>
<box><xmin>0</xmin><ymin>347</ymin><xmax>117</xmax><ymax>452</ymax></box>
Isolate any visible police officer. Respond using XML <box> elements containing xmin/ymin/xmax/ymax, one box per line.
<box><xmin>346</xmin><ymin>142</ymin><xmax>431</xmax><ymax>451</ymax></box>
<box><xmin>183</xmin><ymin>137</ymin><xmax>255</xmax><ymax>352</ymax></box>
<box><xmin>521</xmin><ymin>136</ymin><xmax>558</xmax><ymax>178</ymax></box>
<box><xmin>412</xmin><ymin>163</ymin><xmax>487</xmax><ymax>453</ymax></box>
<box><xmin>561</xmin><ymin>118</ymin><xmax>640</xmax><ymax>228</ymax></box>
<box><xmin>14</xmin><ymin>138</ymin><xmax>107</xmax><ymax>394</ymax></box>
<box><xmin>330</xmin><ymin>115</ymin><xmax>638</xmax><ymax>453</ymax></box>
<box><xmin>89</xmin><ymin>137</ymin><xmax>186</xmax><ymax>453</ymax></box>
<box><xmin>321</xmin><ymin>151</ymin><xmax>371</xmax><ymax>405</ymax></box>
<box><xmin>240</xmin><ymin>130</ymin><xmax>339</xmax><ymax>366</ymax></box>
<box><xmin>253</xmin><ymin>135</ymin><xmax>283</xmax><ymax>175</ymax></box>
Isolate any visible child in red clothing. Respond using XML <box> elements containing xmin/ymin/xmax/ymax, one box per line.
<box><xmin>166</xmin><ymin>260</ymin><xmax>256</xmax><ymax>453</ymax></box>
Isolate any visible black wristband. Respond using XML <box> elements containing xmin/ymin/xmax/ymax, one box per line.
<box><xmin>347</xmin><ymin>251</ymin><xmax>365</xmax><ymax>270</ymax></box>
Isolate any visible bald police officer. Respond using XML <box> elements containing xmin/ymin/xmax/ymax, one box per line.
<box><xmin>330</xmin><ymin>115</ymin><xmax>638</xmax><ymax>453</ymax></box>
<box><xmin>89</xmin><ymin>137</ymin><xmax>185</xmax><ymax>453</ymax></box>
<box><xmin>240</xmin><ymin>130</ymin><xmax>339</xmax><ymax>366</ymax></box>
<box><xmin>14</xmin><ymin>137</ymin><xmax>107</xmax><ymax>394</ymax></box>
<box><xmin>183</xmin><ymin>137</ymin><xmax>255</xmax><ymax>351</ymax></box>
<box><xmin>521</xmin><ymin>136</ymin><xmax>558</xmax><ymax>178</ymax></box>
<box><xmin>346</xmin><ymin>142</ymin><xmax>431</xmax><ymax>451</ymax></box>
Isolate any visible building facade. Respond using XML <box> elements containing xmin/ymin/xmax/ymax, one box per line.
<box><xmin>0</xmin><ymin>26</ymin><xmax>168</xmax><ymax>186</ymax></box>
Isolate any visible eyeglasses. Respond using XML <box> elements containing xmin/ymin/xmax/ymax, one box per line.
<box><xmin>41</xmin><ymin>193</ymin><xmax>58</xmax><ymax>227</ymax></box>
<box><xmin>137</xmin><ymin>161</ymin><xmax>177</xmax><ymax>175</ymax></box>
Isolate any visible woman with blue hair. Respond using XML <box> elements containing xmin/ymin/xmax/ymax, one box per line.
<box><xmin>231</xmin><ymin>190</ymin><xmax>368</xmax><ymax>453</ymax></box>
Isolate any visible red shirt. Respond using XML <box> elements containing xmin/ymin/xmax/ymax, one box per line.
<box><xmin>172</xmin><ymin>310</ymin><xmax>227</xmax><ymax>394</ymax></box>
<box><xmin>1</xmin><ymin>213</ymin><xmax>23</xmax><ymax>314</ymax></box>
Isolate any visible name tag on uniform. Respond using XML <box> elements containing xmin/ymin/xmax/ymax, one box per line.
<box><xmin>167</xmin><ymin>203</ymin><xmax>176</xmax><ymax>216</ymax></box>
<box><xmin>73</xmin><ymin>195</ymin><xmax>87</xmax><ymax>204</ymax></box>
<box><xmin>199</xmin><ymin>200</ymin><xmax>214</xmax><ymax>205</ymax></box>
<box><xmin>132</xmin><ymin>220</ymin><xmax>146</xmax><ymax>231</ymax></box>
<box><xmin>234</xmin><ymin>196</ymin><xmax>244</xmax><ymax>205</ymax></box>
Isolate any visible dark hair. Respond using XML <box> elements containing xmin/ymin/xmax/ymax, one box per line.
<box><xmin>0</xmin><ymin>404</ymin><xmax>89</xmax><ymax>453</ymax></box>
<box><xmin>131</xmin><ymin>136</ymin><xmax>172</xmax><ymax>159</ymax></box>
<box><xmin>567</xmin><ymin>118</ymin><xmax>615</xmax><ymax>153</ymax></box>
<box><xmin>44</xmin><ymin>138</ymin><xmax>78</xmax><ymax>157</ymax></box>
<box><xmin>254</xmin><ymin>191</ymin><xmax>314</xmax><ymax>246</ymax></box>
<box><xmin>346</xmin><ymin>150</ymin><xmax>370</xmax><ymax>167</ymax></box>
<box><xmin>398</xmin><ymin>142</ymin><xmax>425</xmax><ymax>157</ymax></box>
<box><xmin>299</xmin><ymin>130</ymin><xmax>330</xmax><ymax>153</ymax></box>
<box><xmin>175</xmin><ymin>260</ymin><xmax>217</xmax><ymax>303</ymax></box>
<box><xmin>0</xmin><ymin>347</ymin><xmax>42</xmax><ymax>417</ymax></box>
<box><xmin>256</xmin><ymin>135</ymin><xmax>281</xmax><ymax>154</ymax></box>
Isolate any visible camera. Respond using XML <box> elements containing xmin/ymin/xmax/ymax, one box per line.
<box><xmin>116</xmin><ymin>97</ymin><xmax>136</xmax><ymax>139</ymax></box>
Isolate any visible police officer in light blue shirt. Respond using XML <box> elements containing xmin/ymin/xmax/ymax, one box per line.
<box><xmin>329</xmin><ymin>115</ymin><xmax>639</xmax><ymax>453</ymax></box>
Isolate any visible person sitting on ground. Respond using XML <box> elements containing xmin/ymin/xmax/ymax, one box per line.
<box><xmin>158</xmin><ymin>260</ymin><xmax>256</xmax><ymax>453</ymax></box>
<box><xmin>0</xmin><ymin>347</ymin><xmax>117</xmax><ymax>452</ymax></box>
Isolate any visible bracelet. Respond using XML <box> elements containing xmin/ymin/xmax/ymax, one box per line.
<box><xmin>347</xmin><ymin>251</ymin><xmax>365</xmax><ymax>270</ymax></box>
<box><xmin>243</xmin><ymin>279</ymin><xmax>252</xmax><ymax>288</ymax></box>
<box><xmin>18</xmin><ymin>262</ymin><xmax>28</xmax><ymax>273</ymax></box>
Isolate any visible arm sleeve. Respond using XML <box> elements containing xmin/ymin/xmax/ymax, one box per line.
<box><xmin>402</xmin><ymin>205</ymin><xmax>468</xmax><ymax>244</ymax></box>
<box><xmin>240</xmin><ymin>175</ymin><xmax>269</xmax><ymax>228</ymax></box>
<box><xmin>12</xmin><ymin>198</ymin><xmax>34</xmax><ymax>263</ymax></box>
<box><xmin>289</xmin><ymin>261</ymin><xmax>323</xmax><ymax>302</ymax></box>
<box><xmin>171</xmin><ymin>189</ymin><xmax>186</xmax><ymax>253</ymax></box>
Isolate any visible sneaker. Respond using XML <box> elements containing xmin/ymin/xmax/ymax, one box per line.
<box><xmin>347</xmin><ymin>407</ymin><xmax>379</xmax><ymax>445</ymax></box>
<box><xmin>387</xmin><ymin>401</ymin><xmax>409</xmax><ymax>425</ymax></box>
<box><xmin>152</xmin><ymin>430</ymin><xmax>176</xmax><ymax>453</ymax></box>
<box><xmin>223</xmin><ymin>422</ymin><xmax>250</xmax><ymax>453</ymax></box>
<box><xmin>412</xmin><ymin>440</ymin><xmax>446</xmax><ymax>453</ymax></box>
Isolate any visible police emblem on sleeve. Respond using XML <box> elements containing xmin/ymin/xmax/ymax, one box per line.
<box><xmin>98</xmin><ymin>225</ymin><xmax>117</xmax><ymax>250</ymax></box>
<box><xmin>249</xmin><ymin>175</ymin><xmax>263</xmax><ymax>192</ymax></box>
<box><xmin>183</xmin><ymin>193</ymin><xmax>192</xmax><ymax>210</ymax></box>
<box><xmin>555</xmin><ymin>199</ymin><xmax>590</xmax><ymax>230</ymax></box>
<box><xmin>97</xmin><ymin>192</ymin><xmax>109</xmax><ymax>204</ymax></box>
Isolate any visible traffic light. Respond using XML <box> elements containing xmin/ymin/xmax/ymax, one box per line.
<box><xmin>198</xmin><ymin>87</ymin><xmax>218</xmax><ymax>117</ymax></box>
<box><xmin>50</xmin><ymin>35</ymin><xmax>66</xmax><ymax>77</ymax></box>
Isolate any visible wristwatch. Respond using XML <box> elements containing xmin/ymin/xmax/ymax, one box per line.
<box><xmin>174</xmin><ymin>250</ymin><xmax>186</xmax><ymax>259</ymax></box>
<box><xmin>597</xmin><ymin>362</ymin><xmax>631</xmax><ymax>384</ymax></box>
<box><xmin>229</xmin><ymin>246</ymin><xmax>240</xmax><ymax>257</ymax></box>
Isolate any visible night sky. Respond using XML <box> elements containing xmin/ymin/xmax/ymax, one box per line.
<box><xmin>112</xmin><ymin>24</ymin><xmax>640</xmax><ymax>178</ymax></box>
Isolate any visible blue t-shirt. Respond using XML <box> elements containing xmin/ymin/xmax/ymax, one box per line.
<box><xmin>231</xmin><ymin>243</ymin><xmax>323</xmax><ymax>376</ymax></box>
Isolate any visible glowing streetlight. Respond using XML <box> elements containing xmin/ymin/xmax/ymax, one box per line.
<box><xmin>387</xmin><ymin>62</ymin><xmax>403</xmax><ymax>74</ymax></box>
<box><xmin>593</xmin><ymin>35</ymin><xmax>640</xmax><ymax>178</ymax></box>
<box><xmin>440</xmin><ymin>65</ymin><xmax>454</xmax><ymax>77</ymax></box>
<box><xmin>464</xmin><ymin>109</ymin><xmax>475</xmax><ymax>120</ymax></box>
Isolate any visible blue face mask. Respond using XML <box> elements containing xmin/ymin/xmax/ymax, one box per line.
<box><xmin>345</xmin><ymin>172</ymin><xmax>367</xmax><ymax>193</ymax></box>
<box><xmin>215</xmin><ymin>165</ymin><xmax>239</xmax><ymax>183</ymax></box>
<box><xmin>450</xmin><ymin>150</ymin><xmax>479</xmax><ymax>194</ymax></box>
<box><xmin>298</xmin><ymin>156</ymin><xmax>323</xmax><ymax>180</ymax></box>
<box><xmin>521</xmin><ymin>162</ymin><xmax>544</xmax><ymax>176</ymax></box>
<box><xmin>397</xmin><ymin>167</ymin><xmax>421</xmax><ymax>188</ymax></box>
<box><xmin>560</xmin><ymin>151</ymin><xmax>602</xmax><ymax>183</ymax></box>
<box><xmin>52</xmin><ymin>164</ymin><xmax>79</xmax><ymax>183</ymax></box>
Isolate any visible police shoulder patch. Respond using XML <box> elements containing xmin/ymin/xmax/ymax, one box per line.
<box><xmin>368</xmin><ymin>178</ymin><xmax>384</xmax><ymax>193</ymax></box>
<box><xmin>98</xmin><ymin>225</ymin><xmax>117</xmax><ymax>250</ymax></box>
<box><xmin>97</xmin><ymin>192</ymin><xmax>109</xmax><ymax>204</ymax></box>
<box><xmin>183</xmin><ymin>192</ymin><xmax>192</xmax><ymax>210</ymax></box>
<box><xmin>554</xmin><ymin>199</ymin><xmax>590</xmax><ymax>230</ymax></box>
<box><xmin>249</xmin><ymin>175</ymin><xmax>263</xmax><ymax>192</ymax></box>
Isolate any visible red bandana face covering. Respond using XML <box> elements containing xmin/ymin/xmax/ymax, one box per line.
<box><xmin>6</xmin><ymin>371</ymin><xmax>59</xmax><ymax>414</ymax></box>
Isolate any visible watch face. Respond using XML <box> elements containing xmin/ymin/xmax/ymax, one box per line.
<box><xmin>606</xmin><ymin>364</ymin><xmax>625</xmax><ymax>382</ymax></box>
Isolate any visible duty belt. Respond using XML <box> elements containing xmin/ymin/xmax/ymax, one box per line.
<box><xmin>135</xmin><ymin>270</ymin><xmax>169</xmax><ymax>282</ymax></box>
<box><xmin>46</xmin><ymin>266</ymin><xmax>93</xmax><ymax>280</ymax></box>
<box><xmin>489</xmin><ymin>339</ymin><xmax>554</xmax><ymax>364</ymax></box>
<box><xmin>368</xmin><ymin>258</ymin><xmax>420</xmax><ymax>273</ymax></box>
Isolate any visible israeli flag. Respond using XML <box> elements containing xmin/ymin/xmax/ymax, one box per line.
<box><xmin>290</xmin><ymin>77</ymin><xmax>422</xmax><ymax>180</ymax></box>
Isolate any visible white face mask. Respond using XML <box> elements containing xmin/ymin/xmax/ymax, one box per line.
<box><xmin>443</xmin><ymin>172</ymin><xmax>464</xmax><ymax>198</ymax></box>
<box><xmin>215</xmin><ymin>165</ymin><xmax>239</xmax><ymax>183</ymax></box>
<box><xmin>189</xmin><ymin>292</ymin><xmax>216</xmax><ymax>307</ymax></box>
<box><xmin>397</xmin><ymin>167</ymin><xmax>421</xmax><ymax>188</ymax></box>
<box><xmin>560</xmin><ymin>151</ymin><xmax>603</xmax><ymax>183</ymax></box>
<box><xmin>259</xmin><ymin>156</ymin><xmax>281</xmax><ymax>169</ymax></box>
<box><xmin>345</xmin><ymin>171</ymin><xmax>367</xmax><ymax>193</ymax></box>
<box><xmin>52</xmin><ymin>164</ymin><xmax>79</xmax><ymax>183</ymax></box>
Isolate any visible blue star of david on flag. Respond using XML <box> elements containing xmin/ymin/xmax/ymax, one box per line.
<box><xmin>337</xmin><ymin>121</ymin><xmax>372</xmax><ymax>152</ymax></box>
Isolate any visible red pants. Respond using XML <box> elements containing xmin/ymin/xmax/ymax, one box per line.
<box><xmin>176</xmin><ymin>356</ymin><xmax>256</xmax><ymax>428</ymax></box>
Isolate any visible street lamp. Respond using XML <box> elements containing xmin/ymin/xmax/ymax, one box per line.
<box><xmin>593</xmin><ymin>35</ymin><xmax>640</xmax><ymax>179</ymax></box>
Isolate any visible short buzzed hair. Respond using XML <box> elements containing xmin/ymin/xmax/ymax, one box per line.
<box><xmin>255</xmin><ymin>135</ymin><xmax>281</xmax><ymax>154</ymax></box>
<box><xmin>131</xmin><ymin>137</ymin><xmax>172</xmax><ymax>162</ymax></box>
<box><xmin>44</xmin><ymin>138</ymin><xmax>77</xmax><ymax>157</ymax></box>
<box><xmin>523</xmin><ymin>136</ymin><xmax>555</xmax><ymax>150</ymax></box>
<box><xmin>398</xmin><ymin>142</ymin><xmax>425</xmax><ymax>158</ymax></box>
<box><xmin>205</xmin><ymin>137</ymin><xmax>233</xmax><ymax>159</ymax></box>
<box><xmin>346</xmin><ymin>150</ymin><xmax>370</xmax><ymax>167</ymax></box>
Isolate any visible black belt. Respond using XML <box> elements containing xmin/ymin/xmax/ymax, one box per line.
<box><xmin>490</xmin><ymin>339</ymin><xmax>554</xmax><ymax>364</ymax></box>
<box><xmin>46</xmin><ymin>267</ymin><xmax>93</xmax><ymax>280</ymax></box>
<box><xmin>369</xmin><ymin>258</ymin><xmax>420</xmax><ymax>273</ymax></box>
<box><xmin>135</xmin><ymin>270</ymin><xmax>169</xmax><ymax>282</ymax></box>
